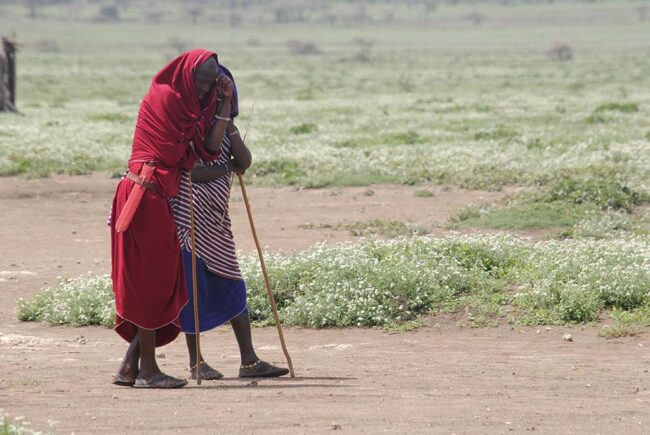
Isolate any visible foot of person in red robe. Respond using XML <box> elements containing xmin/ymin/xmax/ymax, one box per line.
<box><xmin>112</xmin><ymin>332</ymin><xmax>140</xmax><ymax>386</ymax></box>
<box><xmin>113</xmin><ymin>328</ymin><xmax>187</xmax><ymax>388</ymax></box>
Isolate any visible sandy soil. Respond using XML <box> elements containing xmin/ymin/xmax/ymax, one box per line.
<box><xmin>1</xmin><ymin>174</ymin><xmax>649</xmax><ymax>434</ymax></box>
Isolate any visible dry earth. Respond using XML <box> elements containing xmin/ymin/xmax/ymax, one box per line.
<box><xmin>0</xmin><ymin>174</ymin><xmax>649</xmax><ymax>434</ymax></box>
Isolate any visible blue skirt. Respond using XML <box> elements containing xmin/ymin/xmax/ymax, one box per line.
<box><xmin>179</xmin><ymin>249</ymin><xmax>248</xmax><ymax>334</ymax></box>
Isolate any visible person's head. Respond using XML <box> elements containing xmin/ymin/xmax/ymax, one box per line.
<box><xmin>194</xmin><ymin>56</ymin><xmax>218</xmax><ymax>102</ymax></box>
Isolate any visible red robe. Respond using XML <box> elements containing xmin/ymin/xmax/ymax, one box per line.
<box><xmin>110</xmin><ymin>49</ymin><xmax>220</xmax><ymax>347</ymax></box>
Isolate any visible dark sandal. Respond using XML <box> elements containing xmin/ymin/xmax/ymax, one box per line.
<box><xmin>238</xmin><ymin>360</ymin><xmax>289</xmax><ymax>378</ymax></box>
<box><xmin>189</xmin><ymin>361</ymin><xmax>224</xmax><ymax>381</ymax></box>
<box><xmin>112</xmin><ymin>373</ymin><xmax>136</xmax><ymax>387</ymax></box>
<box><xmin>133</xmin><ymin>373</ymin><xmax>188</xmax><ymax>389</ymax></box>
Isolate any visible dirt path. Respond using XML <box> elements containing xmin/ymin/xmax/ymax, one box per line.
<box><xmin>1</xmin><ymin>174</ymin><xmax>649</xmax><ymax>434</ymax></box>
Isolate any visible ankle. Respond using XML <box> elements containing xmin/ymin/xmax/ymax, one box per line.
<box><xmin>241</xmin><ymin>356</ymin><xmax>259</xmax><ymax>366</ymax></box>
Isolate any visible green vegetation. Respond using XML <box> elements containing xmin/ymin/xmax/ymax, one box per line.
<box><xmin>451</xmin><ymin>171</ymin><xmax>649</xmax><ymax>232</ymax></box>
<box><xmin>342</xmin><ymin>219</ymin><xmax>429</xmax><ymax>237</ymax></box>
<box><xmin>18</xmin><ymin>234</ymin><xmax>650</xmax><ymax>330</ymax></box>
<box><xmin>414</xmin><ymin>189</ymin><xmax>434</xmax><ymax>198</ymax></box>
<box><xmin>300</xmin><ymin>219</ymin><xmax>429</xmax><ymax>238</ymax></box>
<box><xmin>0</xmin><ymin>411</ymin><xmax>45</xmax><ymax>435</ymax></box>
<box><xmin>0</xmin><ymin>0</ymin><xmax>647</xmax><ymax>196</ymax></box>
<box><xmin>453</xmin><ymin>202</ymin><xmax>594</xmax><ymax>230</ymax></box>
<box><xmin>289</xmin><ymin>123</ymin><xmax>318</xmax><ymax>135</ymax></box>
<box><xmin>17</xmin><ymin>273</ymin><xmax>114</xmax><ymax>327</ymax></box>
<box><xmin>594</xmin><ymin>102</ymin><xmax>639</xmax><ymax>114</ymax></box>
<box><xmin>600</xmin><ymin>306</ymin><xmax>650</xmax><ymax>338</ymax></box>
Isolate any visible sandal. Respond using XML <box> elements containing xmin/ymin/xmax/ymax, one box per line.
<box><xmin>133</xmin><ymin>373</ymin><xmax>188</xmax><ymax>389</ymax></box>
<box><xmin>112</xmin><ymin>373</ymin><xmax>136</xmax><ymax>387</ymax></box>
<box><xmin>238</xmin><ymin>360</ymin><xmax>289</xmax><ymax>378</ymax></box>
<box><xmin>189</xmin><ymin>361</ymin><xmax>224</xmax><ymax>380</ymax></box>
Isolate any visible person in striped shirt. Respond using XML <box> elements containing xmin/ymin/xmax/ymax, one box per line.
<box><xmin>170</xmin><ymin>65</ymin><xmax>289</xmax><ymax>379</ymax></box>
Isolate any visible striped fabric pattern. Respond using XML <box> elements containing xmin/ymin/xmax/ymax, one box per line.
<box><xmin>169</xmin><ymin>135</ymin><xmax>242</xmax><ymax>280</ymax></box>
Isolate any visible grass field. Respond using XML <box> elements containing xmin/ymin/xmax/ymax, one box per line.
<box><xmin>1</xmin><ymin>0</ymin><xmax>649</xmax><ymax>191</ymax></box>
<box><xmin>3</xmin><ymin>0</ymin><xmax>650</xmax><ymax>330</ymax></box>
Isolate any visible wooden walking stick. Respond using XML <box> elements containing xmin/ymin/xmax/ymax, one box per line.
<box><xmin>237</xmin><ymin>173</ymin><xmax>296</xmax><ymax>378</ymax></box>
<box><xmin>188</xmin><ymin>173</ymin><xmax>202</xmax><ymax>385</ymax></box>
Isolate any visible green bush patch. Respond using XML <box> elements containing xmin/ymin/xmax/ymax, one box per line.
<box><xmin>17</xmin><ymin>273</ymin><xmax>114</xmax><ymax>327</ymax></box>
<box><xmin>453</xmin><ymin>202</ymin><xmax>593</xmax><ymax>230</ymax></box>
<box><xmin>290</xmin><ymin>123</ymin><xmax>318</xmax><ymax>135</ymax></box>
<box><xmin>88</xmin><ymin>112</ymin><xmax>132</xmax><ymax>123</ymax></box>
<box><xmin>594</xmin><ymin>102</ymin><xmax>639</xmax><ymax>113</ymax></box>
<box><xmin>584</xmin><ymin>113</ymin><xmax>608</xmax><ymax>124</ymax></box>
<box><xmin>473</xmin><ymin>127</ymin><xmax>518</xmax><ymax>141</ymax></box>
<box><xmin>540</xmin><ymin>172</ymin><xmax>645</xmax><ymax>212</ymax></box>
<box><xmin>385</xmin><ymin>130</ymin><xmax>421</xmax><ymax>145</ymax></box>
<box><xmin>342</xmin><ymin>219</ymin><xmax>429</xmax><ymax>238</ymax></box>
<box><xmin>18</xmin><ymin>234</ymin><xmax>650</xmax><ymax>330</ymax></box>
<box><xmin>414</xmin><ymin>190</ymin><xmax>434</xmax><ymax>198</ymax></box>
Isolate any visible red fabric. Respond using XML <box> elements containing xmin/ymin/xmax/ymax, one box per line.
<box><xmin>114</xmin><ymin>163</ymin><xmax>155</xmax><ymax>233</ymax></box>
<box><xmin>130</xmin><ymin>48</ymin><xmax>219</xmax><ymax>198</ymax></box>
<box><xmin>111</xmin><ymin>49</ymin><xmax>220</xmax><ymax>347</ymax></box>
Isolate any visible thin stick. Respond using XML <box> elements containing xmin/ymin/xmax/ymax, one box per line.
<box><xmin>237</xmin><ymin>173</ymin><xmax>295</xmax><ymax>378</ymax></box>
<box><xmin>241</xmin><ymin>90</ymin><xmax>257</xmax><ymax>143</ymax></box>
<box><xmin>188</xmin><ymin>174</ymin><xmax>202</xmax><ymax>385</ymax></box>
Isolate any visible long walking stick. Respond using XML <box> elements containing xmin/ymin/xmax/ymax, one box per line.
<box><xmin>238</xmin><ymin>174</ymin><xmax>295</xmax><ymax>378</ymax></box>
<box><xmin>188</xmin><ymin>174</ymin><xmax>202</xmax><ymax>385</ymax></box>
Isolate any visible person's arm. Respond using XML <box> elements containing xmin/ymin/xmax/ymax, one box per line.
<box><xmin>203</xmin><ymin>97</ymin><xmax>231</xmax><ymax>154</ymax></box>
<box><xmin>226</xmin><ymin>123</ymin><xmax>252</xmax><ymax>170</ymax></box>
<box><xmin>190</xmin><ymin>160</ymin><xmax>235</xmax><ymax>183</ymax></box>
<box><xmin>203</xmin><ymin>73</ymin><xmax>235</xmax><ymax>154</ymax></box>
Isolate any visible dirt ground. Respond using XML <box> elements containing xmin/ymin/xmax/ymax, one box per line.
<box><xmin>1</xmin><ymin>174</ymin><xmax>649</xmax><ymax>434</ymax></box>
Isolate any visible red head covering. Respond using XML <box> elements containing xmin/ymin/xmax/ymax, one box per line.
<box><xmin>128</xmin><ymin>49</ymin><xmax>220</xmax><ymax>197</ymax></box>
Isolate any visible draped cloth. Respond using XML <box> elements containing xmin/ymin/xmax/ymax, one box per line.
<box><xmin>110</xmin><ymin>49</ymin><xmax>221</xmax><ymax>347</ymax></box>
<box><xmin>170</xmin><ymin>136</ymin><xmax>248</xmax><ymax>333</ymax></box>
<box><xmin>169</xmin><ymin>65</ymin><xmax>247</xmax><ymax>333</ymax></box>
<box><xmin>170</xmin><ymin>134</ymin><xmax>242</xmax><ymax>280</ymax></box>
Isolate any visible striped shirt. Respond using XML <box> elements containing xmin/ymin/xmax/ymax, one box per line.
<box><xmin>169</xmin><ymin>135</ymin><xmax>242</xmax><ymax>280</ymax></box>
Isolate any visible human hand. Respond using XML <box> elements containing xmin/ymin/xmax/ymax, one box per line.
<box><xmin>228</xmin><ymin>161</ymin><xmax>246</xmax><ymax>175</ymax></box>
<box><xmin>215</xmin><ymin>72</ymin><xmax>234</xmax><ymax>98</ymax></box>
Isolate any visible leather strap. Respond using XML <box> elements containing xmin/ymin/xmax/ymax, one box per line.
<box><xmin>126</xmin><ymin>171</ymin><xmax>158</xmax><ymax>193</ymax></box>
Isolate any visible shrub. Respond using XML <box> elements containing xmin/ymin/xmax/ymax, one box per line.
<box><xmin>17</xmin><ymin>273</ymin><xmax>114</xmax><ymax>327</ymax></box>
<box><xmin>386</xmin><ymin>131</ymin><xmax>421</xmax><ymax>145</ymax></box>
<box><xmin>290</xmin><ymin>123</ymin><xmax>318</xmax><ymax>135</ymax></box>
<box><xmin>584</xmin><ymin>113</ymin><xmax>607</xmax><ymax>124</ymax></box>
<box><xmin>555</xmin><ymin>284</ymin><xmax>604</xmax><ymax>322</ymax></box>
<box><xmin>17</xmin><ymin>235</ymin><xmax>650</xmax><ymax>330</ymax></box>
<box><xmin>542</xmin><ymin>172</ymin><xmax>643</xmax><ymax>211</ymax></box>
<box><xmin>414</xmin><ymin>190</ymin><xmax>434</xmax><ymax>198</ymax></box>
<box><xmin>250</xmin><ymin>159</ymin><xmax>305</xmax><ymax>184</ymax></box>
<box><xmin>473</xmin><ymin>127</ymin><xmax>517</xmax><ymax>141</ymax></box>
<box><xmin>572</xmin><ymin>210</ymin><xmax>633</xmax><ymax>239</ymax></box>
<box><xmin>594</xmin><ymin>102</ymin><xmax>639</xmax><ymax>113</ymax></box>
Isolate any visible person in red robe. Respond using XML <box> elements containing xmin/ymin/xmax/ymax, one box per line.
<box><xmin>109</xmin><ymin>49</ymin><xmax>235</xmax><ymax>388</ymax></box>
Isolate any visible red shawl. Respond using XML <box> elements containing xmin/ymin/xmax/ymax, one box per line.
<box><xmin>129</xmin><ymin>49</ymin><xmax>220</xmax><ymax>197</ymax></box>
<box><xmin>111</xmin><ymin>50</ymin><xmax>221</xmax><ymax>347</ymax></box>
